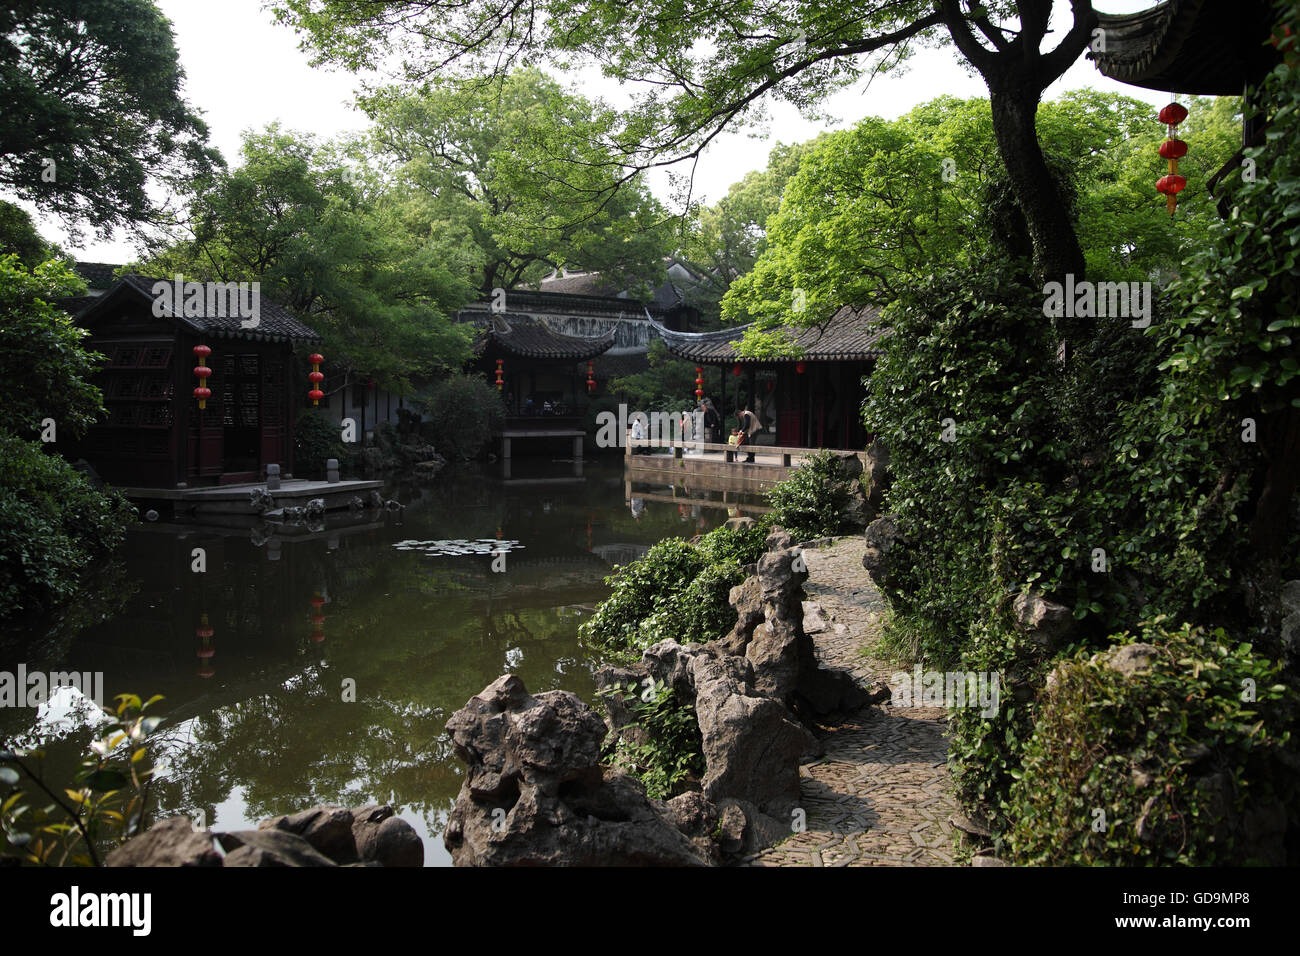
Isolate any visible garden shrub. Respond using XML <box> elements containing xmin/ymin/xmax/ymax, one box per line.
<box><xmin>294</xmin><ymin>409</ymin><xmax>344</xmax><ymax>478</ymax></box>
<box><xmin>414</xmin><ymin>374</ymin><xmax>506</xmax><ymax>460</ymax></box>
<box><xmin>596</xmin><ymin>679</ymin><xmax>705</xmax><ymax>800</ymax></box>
<box><xmin>765</xmin><ymin>449</ymin><xmax>859</xmax><ymax>540</ymax></box>
<box><xmin>641</xmin><ymin>561</ymin><xmax>747</xmax><ymax>647</ymax></box>
<box><xmin>0</xmin><ymin>433</ymin><xmax>132</xmax><ymax>621</ymax></box>
<box><xmin>694</xmin><ymin>520</ymin><xmax>771</xmax><ymax>566</ymax></box>
<box><xmin>1004</xmin><ymin>622</ymin><xmax>1296</xmax><ymax>865</ymax></box>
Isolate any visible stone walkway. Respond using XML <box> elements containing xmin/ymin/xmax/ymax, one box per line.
<box><xmin>742</xmin><ymin>537</ymin><xmax>958</xmax><ymax>866</ymax></box>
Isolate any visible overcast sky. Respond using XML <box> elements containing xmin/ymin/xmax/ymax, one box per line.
<box><xmin>41</xmin><ymin>0</ymin><xmax>1175</xmax><ymax>264</ymax></box>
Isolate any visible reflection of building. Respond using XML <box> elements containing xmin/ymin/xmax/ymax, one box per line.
<box><xmin>652</xmin><ymin>305</ymin><xmax>886</xmax><ymax>450</ymax></box>
<box><xmin>65</xmin><ymin>276</ymin><xmax>321</xmax><ymax>488</ymax></box>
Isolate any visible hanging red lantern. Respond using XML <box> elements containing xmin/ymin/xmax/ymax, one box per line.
<box><xmin>732</xmin><ymin>364</ymin><xmax>742</xmax><ymax>377</ymax></box>
<box><xmin>1156</xmin><ymin>103</ymin><xmax>1189</xmax><ymax>215</ymax></box>
<box><xmin>766</xmin><ymin>381</ymin><xmax>774</xmax><ymax>391</ymax></box>
<box><xmin>308</xmin><ymin>352</ymin><xmax>325</xmax><ymax>406</ymax></box>
<box><xmin>694</xmin><ymin>366</ymin><xmax>704</xmax><ymax>400</ymax></box>
<box><xmin>192</xmin><ymin>345</ymin><xmax>212</xmax><ymax>409</ymax></box>
<box><xmin>586</xmin><ymin>360</ymin><xmax>596</xmax><ymax>393</ymax></box>
<box><xmin>796</xmin><ymin>361</ymin><xmax>806</xmax><ymax>374</ymax></box>
<box><xmin>495</xmin><ymin>358</ymin><xmax>504</xmax><ymax>391</ymax></box>
<box><xmin>368</xmin><ymin>377</ymin><xmax>377</xmax><ymax>391</ymax></box>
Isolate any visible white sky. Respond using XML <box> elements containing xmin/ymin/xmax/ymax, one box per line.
<box><xmin>37</xmin><ymin>0</ymin><xmax>1176</xmax><ymax>264</ymax></box>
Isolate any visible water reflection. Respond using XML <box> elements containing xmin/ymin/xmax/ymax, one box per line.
<box><xmin>0</xmin><ymin>460</ymin><xmax>763</xmax><ymax>866</ymax></box>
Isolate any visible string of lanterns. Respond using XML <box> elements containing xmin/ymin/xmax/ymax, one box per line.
<box><xmin>694</xmin><ymin>366</ymin><xmax>704</xmax><ymax>400</ymax></box>
<box><xmin>192</xmin><ymin>345</ymin><xmax>211</xmax><ymax>409</ymax></box>
<box><xmin>587</xmin><ymin>360</ymin><xmax>596</xmax><ymax>393</ymax></box>
<box><xmin>495</xmin><ymin>358</ymin><xmax>505</xmax><ymax>391</ymax></box>
<box><xmin>1156</xmin><ymin>101</ymin><xmax>1189</xmax><ymax>215</ymax></box>
<box><xmin>308</xmin><ymin>352</ymin><xmax>325</xmax><ymax>406</ymax></box>
<box><xmin>196</xmin><ymin>613</ymin><xmax>215</xmax><ymax>679</ymax></box>
<box><xmin>309</xmin><ymin>593</ymin><xmax>326</xmax><ymax>644</ymax></box>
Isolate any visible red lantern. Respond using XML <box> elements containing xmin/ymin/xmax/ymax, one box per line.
<box><xmin>192</xmin><ymin>345</ymin><xmax>212</xmax><ymax>410</ymax></box>
<box><xmin>796</xmin><ymin>362</ymin><xmax>806</xmax><ymax>374</ymax></box>
<box><xmin>308</xmin><ymin>352</ymin><xmax>324</xmax><ymax>406</ymax></box>
<box><xmin>368</xmin><ymin>377</ymin><xmax>377</xmax><ymax>391</ymax></box>
<box><xmin>732</xmin><ymin>364</ymin><xmax>742</xmax><ymax>377</ymax></box>
<box><xmin>1157</xmin><ymin>102</ymin><xmax>1188</xmax><ymax>126</ymax></box>
<box><xmin>495</xmin><ymin>358</ymin><xmax>504</xmax><ymax>391</ymax></box>
<box><xmin>694</xmin><ymin>366</ymin><xmax>704</xmax><ymax>400</ymax></box>
<box><xmin>1158</xmin><ymin>138</ymin><xmax>1188</xmax><ymax>159</ymax></box>
<box><xmin>1156</xmin><ymin>174</ymin><xmax>1187</xmax><ymax>195</ymax></box>
<box><xmin>1156</xmin><ymin>103</ymin><xmax>1189</xmax><ymax>215</ymax></box>
<box><xmin>196</xmin><ymin>614</ymin><xmax>215</xmax><ymax>675</ymax></box>
<box><xmin>586</xmin><ymin>360</ymin><xmax>596</xmax><ymax>393</ymax></box>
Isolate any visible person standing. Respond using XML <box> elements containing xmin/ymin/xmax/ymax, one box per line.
<box><xmin>703</xmin><ymin>398</ymin><xmax>721</xmax><ymax>444</ymax></box>
<box><xmin>735</xmin><ymin>403</ymin><xmax>760</xmax><ymax>463</ymax></box>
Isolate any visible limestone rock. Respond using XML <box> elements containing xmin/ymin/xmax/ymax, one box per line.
<box><xmin>258</xmin><ymin>805</ymin><xmax>355</xmax><ymax>861</ymax></box>
<box><xmin>352</xmin><ymin>805</ymin><xmax>424</xmax><ymax>867</ymax></box>
<box><xmin>724</xmin><ymin>516</ymin><xmax>756</xmax><ymax>531</ymax></box>
<box><xmin>443</xmin><ymin>675</ymin><xmax>709</xmax><ymax>866</ymax></box>
<box><xmin>105</xmin><ymin>816</ymin><xmax>223</xmax><ymax>867</ymax></box>
<box><xmin>1104</xmin><ymin>643</ymin><xmax>1160</xmax><ymax>677</ymax></box>
<box><xmin>1013</xmin><ymin>589</ymin><xmax>1075</xmax><ymax>649</ymax></box>
<box><xmin>861</xmin><ymin>515</ymin><xmax>900</xmax><ymax>589</ymax></box>
<box><xmin>218</xmin><ymin>829</ymin><xmax>338</xmax><ymax>867</ymax></box>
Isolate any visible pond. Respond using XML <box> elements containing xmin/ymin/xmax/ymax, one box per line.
<box><xmin>0</xmin><ymin>458</ymin><xmax>765</xmax><ymax>866</ymax></box>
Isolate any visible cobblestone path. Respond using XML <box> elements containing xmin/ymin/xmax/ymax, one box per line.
<box><xmin>742</xmin><ymin>536</ymin><xmax>958</xmax><ymax>866</ymax></box>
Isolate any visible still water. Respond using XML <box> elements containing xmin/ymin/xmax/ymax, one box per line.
<box><xmin>0</xmin><ymin>459</ymin><xmax>763</xmax><ymax>866</ymax></box>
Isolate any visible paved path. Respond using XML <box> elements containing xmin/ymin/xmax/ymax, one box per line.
<box><xmin>742</xmin><ymin>537</ymin><xmax>958</xmax><ymax>867</ymax></box>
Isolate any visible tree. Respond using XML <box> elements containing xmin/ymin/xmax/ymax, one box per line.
<box><xmin>361</xmin><ymin>68</ymin><xmax>673</xmax><ymax>293</ymax></box>
<box><xmin>272</xmin><ymin>0</ymin><xmax>1102</xmax><ymax>286</ymax></box>
<box><xmin>722</xmin><ymin>93</ymin><xmax>1240</xmax><ymax>350</ymax></box>
<box><xmin>0</xmin><ymin>0</ymin><xmax>220</xmax><ymax>238</ymax></box>
<box><xmin>142</xmin><ymin>126</ymin><xmax>477</xmax><ymax>395</ymax></box>
<box><xmin>677</xmin><ymin>139</ymin><xmax>822</xmax><ymax>323</ymax></box>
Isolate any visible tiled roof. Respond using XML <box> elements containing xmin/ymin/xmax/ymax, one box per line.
<box><xmin>74</xmin><ymin>275</ymin><xmax>322</xmax><ymax>344</ymax></box>
<box><xmin>471</xmin><ymin>315</ymin><xmax>615</xmax><ymax>361</ymax></box>
<box><xmin>588</xmin><ymin>352</ymin><xmax>650</xmax><ymax>379</ymax></box>
<box><xmin>1089</xmin><ymin>0</ymin><xmax>1278</xmax><ymax>95</ymax></box>
<box><xmin>654</xmin><ymin>304</ymin><xmax>887</xmax><ymax>364</ymax></box>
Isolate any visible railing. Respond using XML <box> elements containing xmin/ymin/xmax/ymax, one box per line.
<box><xmin>624</xmin><ymin>435</ymin><xmax>861</xmax><ymax>467</ymax></box>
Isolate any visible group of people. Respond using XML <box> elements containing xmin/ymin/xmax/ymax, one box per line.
<box><xmin>627</xmin><ymin>397</ymin><xmax>763</xmax><ymax>461</ymax></box>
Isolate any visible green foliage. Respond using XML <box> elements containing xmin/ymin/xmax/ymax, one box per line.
<box><xmin>1</xmin><ymin>693</ymin><xmax>166</xmax><ymax>866</ymax></box>
<box><xmin>360</xmin><ymin>68</ymin><xmax>671</xmax><ymax>293</ymax></box>
<box><xmin>294</xmin><ymin>410</ymin><xmax>345</xmax><ymax>479</ymax></box>
<box><xmin>1005</xmin><ymin>623</ymin><xmax>1296</xmax><ymax>865</ymax></box>
<box><xmin>142</xmin><ymin>125</ymin><xmax>476</xmax><ymax>393</ymax></box>
<box><xmin>0</xmin><ymin>201</ymin><xmax>53</xmax><ymax>266</ymax></box>
<box><xmin>608</xmin><ymin>339</ymin><xmax>704</xmax><ymax>415</ymax></box>
<box><xmin>413</xmin><ymin>374</ymin><xmax>506</xmax><ymax>460</ymax></box>
<box><xmin>642</xmin><ymin>561</ymin><xmax>747</xmax><ymax>647</ymax></box>
<box><xmin>694</xmin><ymin>520</ymin><xmax>771</xmax><ymax>567</ymax></box>
<box><xmin>0</xmin><ymin>0</ymin><xmax>220</xmax><ymax>237</ymax></box>
<box><xmin>597</xmin><ymin>680</ymin><xmax>704</xmax><ymax>800</ymax></box>
<box><xmin>0</xmin><ymin>433</ymin><xmax>133</xmax><ymax>621</ymax></box>
<box><xmin>0</xmin><ymin>255</ymin><xmax>101</xmax><ymax>441</ymax></box>
<box><xmin>724</xmin><ymin>94</ymin><xmax>1237</xmax><ymax>355</ymax></box>
<box><xmin>765</xmin><ymin>449</ymin><xmax>859</xmax><ymax>541</ymax></box>
<box><xmin>580</xmin><ymin>538</ymin><xmax>709</xmax><ymax>660</ymax></box>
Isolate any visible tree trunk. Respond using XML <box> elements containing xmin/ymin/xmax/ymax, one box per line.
<box><xmin>987</xmin><ymin>78</ymin><xmax>1086</xmax><ymax>285</ymax></box>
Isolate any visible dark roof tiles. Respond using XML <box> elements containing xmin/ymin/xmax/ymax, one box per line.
<box><xmin>655</xmin><ymin>304</ymin><xmax>886</xmax><ymax>364</ymax></box>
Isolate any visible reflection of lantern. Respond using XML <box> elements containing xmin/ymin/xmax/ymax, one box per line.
<box><xmin>586</xmin><ymin>360</ymin><xmax>596</xmax><ymax>393</ymax></box>
<box><xmin>309</xmin><ymin>593</ymin><xmax>325</xmax><ymax>644</ymax></box>
<box><xmin>732</xmin><ymin>364</ymin><xmax>742</xmax><ymax>376</ymax></box>
<box><xmin>495</xmin><ymin>358</ymin><xmax>504</xmax><ymax>391</ymax></box>
<box><xmin>193</xmin><ymin>345</ymin><xmax>212</xmax><ymax>409</ymax></box>
<box><xmin>796</xmin><ymin>362</ymin><xmax>806</xmax><ymax>374</ymax></box>
<box><xmin>766</xmin><ymin>381</ymin><xmax>774</xmax><ymax>391</ymax></box>
<box><xmin>694</xmin><ymin>366</ymin><xmax>704</xmax><ymax>400</ymax></box>
<box><xmin>1156</xmin><ymin>103</ymin><xmax>1189</xmax><ymax>215</ymax></box>
<box><xmin>196</xmin><ymin>613</ymin><xmax>215</xmax><ymax>678</ymax></box>
<box><xmin>308</xmin><ymin>352</ymin><xmax>325</xmax><ymax>406</ymax></box>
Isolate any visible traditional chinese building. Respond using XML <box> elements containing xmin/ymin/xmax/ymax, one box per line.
<box><xmin>652</xmin><ymin>304</ymin><xmax>887</xmax><ymax>450</ymax></box>
<box><xmin>65</xmin><ymin>275</ymin><xmax>322</xmax><ymax>488</ymax></box>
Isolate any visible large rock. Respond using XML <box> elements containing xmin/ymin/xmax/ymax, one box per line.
<box><xmin>217</xmin><ymin>829</ymin><xmax>338</xmax><ymax>867</ymax></box>
<box><xmin>443</xmin><ymin>674</ymin><xmax>710</xmax><ymax>866</ymax></box>
<box><xmin>690</xmin><ymin>652</ymin><xmax>815</xmax><ymax>815</ymax></box>
<box><xmin>351</xmin><ymin>805</ymin><xmax>424</xmax><ymax>867</ymax></box>
<box><xmin>861</xmin><ymin>515</ymin><xmax>901</xmax><ymax>590</ymax></box>
<box><xmin>105</xmin><ymin>816</ymin><xmax>223</xmax><ymax>867</ymax></box>
<box><xmin>863</xmin><ymin>440</ymin><xmax>891</xmax><ymax>509</ymax></box>
<box><xmin>258</xmin><ymin>805</ymin><xmax>355</xmax><ymax>861</ymax></box>
<box><xmin>1013</xmin><ymin>588</ymin><xmax>1075</xmax><ymax>650</ymax></box>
